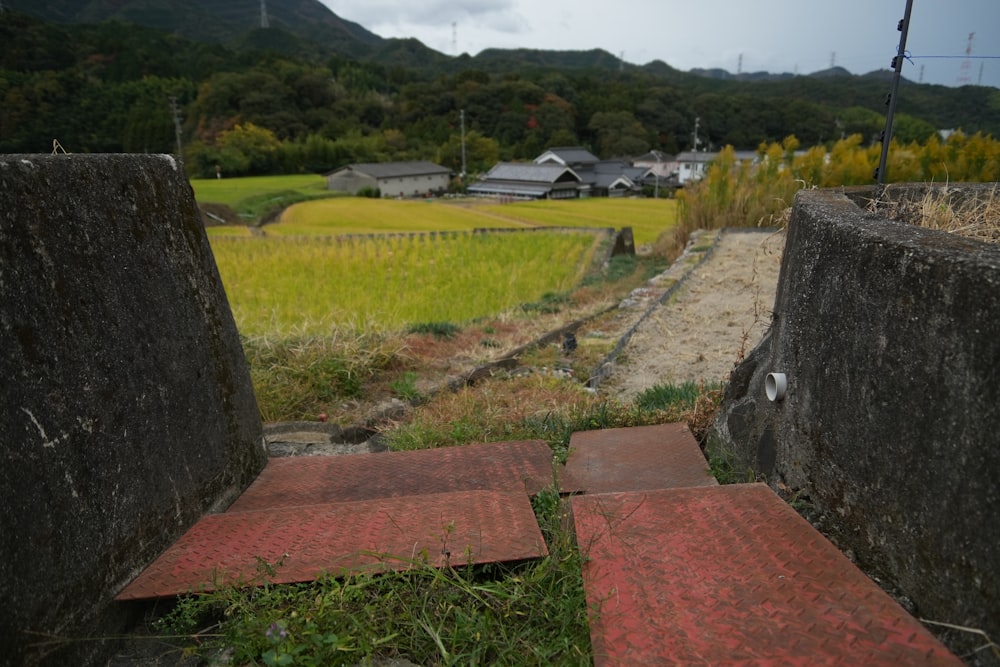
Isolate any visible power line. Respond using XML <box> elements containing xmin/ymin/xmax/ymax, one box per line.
<box><xmin>908</xmin><ymin>55</ymin><xmax>1000</xmax><ymax>60</ymax></box>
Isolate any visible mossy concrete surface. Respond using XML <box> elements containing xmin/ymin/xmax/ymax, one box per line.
<box><xmin>0</xmin><ymin>154</ymin><xmax>266</xmax><ymax>666</ymax></box>
<box><xmin>708</xmin><ymin>184</ymin><xmax>1000</xmax><ymax>660</ymax></box>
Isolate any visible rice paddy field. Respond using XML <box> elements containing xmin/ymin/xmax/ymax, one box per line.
<box><xmin>195</xmin><ymin>176</ymin><xmax>677</xmax><ymax>335</ymax></box>
<box><xmin>270</xmin><ymin>197</ymin><xmax>675</xmax><ymax>246</ymax></box>
<box><xmin>211</xmin><ymin>231</ymin><xmax>603</xmax><ymax>335</ymax></box>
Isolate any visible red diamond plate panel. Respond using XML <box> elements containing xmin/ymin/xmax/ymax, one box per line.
<box><xmin>565</xmin><ymin>422</ymin><xmax>717</xmax><ymax>493</ymax></box>
<box><xmin>229</xmin><ymin>440</ymin><xmax>561</xmax><ymax>512</ymax></box>
<box><xmin>117</xmin><ymin>490</ymin><xmax>546</xmax><ymax>600</ymax></box>
<box><xmin>572</xmin><ymin>484</ymin><xmax>963</xmax><ymax>667</ymax></box>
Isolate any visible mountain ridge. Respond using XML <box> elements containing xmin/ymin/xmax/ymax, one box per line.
<box><xmin>5</xmin><ymin>0</ymin><xmax>920</xmax><ymax>85</ymax></box>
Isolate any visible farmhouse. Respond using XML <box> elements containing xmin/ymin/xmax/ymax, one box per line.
<box><xmin>466</xmin><ymin>162</ymin><xmax>582</xmax><ymax>200</ymax></box>
<box><xmin>535</xmin><ymin>147</ymin><xmax>649</xmax><ymax>196</ymax></box>
<box><xmin>326</xmin><ymin>161</ymin><xmax>450</xmax><ymax>197</ymax></box>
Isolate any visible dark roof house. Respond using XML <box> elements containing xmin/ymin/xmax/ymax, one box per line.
<box><xmin>534</xmin><ymin>147</ymin><xmax>601</xmax><ymax>168</ymax></box>
<box><xmin>466</xmin><ymin>163</ymin><xmax>582</xmax><ymax>200</ymax></box>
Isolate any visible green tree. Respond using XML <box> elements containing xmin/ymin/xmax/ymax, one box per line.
<box><xmin>217</xmin><ymin>123</ymin><xmax>282</xmax><ymax>175</ymax></box>
<box><xmin>588</xmin><ymin>110</ymin><xmax>649</xmax><ymax>157</ymax></box>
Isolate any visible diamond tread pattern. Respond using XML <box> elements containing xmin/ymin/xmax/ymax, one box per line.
<box><xmin>117</xmin><ymin>489</ymin><xmax>545</xmax><ymax>600</ymax></box>
<box><xmin>229</xmin><ymin>440</ymin><xmax>571</xmax><ymax>512</ymax></box>
<box><xmin>571</xmin><ymin>484</ymin><xmax>964</xmax><ymax>666</ymax></box>
<box><xmin>565</xmin><ymin>422</ymin><xmax>717</xmax><ymax>493</ymax></box>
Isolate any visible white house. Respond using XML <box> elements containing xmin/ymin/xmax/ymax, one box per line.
<box><xmin>326</xmin><ymin>161</ymin><xmax>451</xmax><ymax>197</ymax></box>
<box><xmin>673</xmin><ymin>151</ymin><xmax>716</xmax><ymax>185</ymax></box>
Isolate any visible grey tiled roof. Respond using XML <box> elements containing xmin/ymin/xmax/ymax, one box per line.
<box><xmin>485</xmin><ymin>162</ymin><xmax>580</xmax><ymax>184</ymax></box>
<box><xmin>334</xmin><ymin>161</ymin><xmax>450</xmax><ymax>178</ymax></box>
<box><xmin>534</xmin><ymin>147</ymin><xmax>600</xmax><ymax>166</ymax></box>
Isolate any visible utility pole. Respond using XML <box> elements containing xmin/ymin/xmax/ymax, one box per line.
<box><xmin>460</xmin><ymin>109</ymin><xmax>467</xmax><ymax>179</ymax></box>
<box><xmin>875</xmin><ymin>0</ymin><xmax>914</xmax><ymax>185</ymax></box>
<box><xmin>692</xmin><ymin>117</ymin><xmax>701</xmax><ymax>151</ymax></box>
<box><xmin>169</xmin><ymin>96</ymin><xmax>183</xmax><ymax>159</ymax></box>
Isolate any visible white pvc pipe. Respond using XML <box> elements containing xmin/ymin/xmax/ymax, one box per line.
<box><xmin>766</xmin><ymin>373</ymin><xmax>787</xmax><ymax>402</ymax></box>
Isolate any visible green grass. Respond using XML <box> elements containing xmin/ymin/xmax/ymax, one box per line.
<box><xmin>155</xmin><ymin>485</ymin><xmax>591</xmax><ymax>666</ymax></box>
<box><xmin>191</xmin><ymin>174</ymin><xmax>328</xmax><ymax>207</ymax></box>
<box><xmin>191</xmin><ymin>174</ymin><xmax>341</xmax><ymax>225</ymax></box>
<box><xmin>210</xmin><ymin>232</ymin><xmax>601</xmax><ymax>336</ymax></box>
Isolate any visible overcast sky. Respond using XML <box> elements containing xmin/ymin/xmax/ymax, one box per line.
<box><xmin>319</xmin><ymin>0</ymin><xmax>1000</xmax><ymax>89</ymax></box>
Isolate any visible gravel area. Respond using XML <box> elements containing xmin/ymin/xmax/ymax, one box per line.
<box><xmin>602</xmin><ymin>228</ymin><xmax>785</xmax><ymax>399</ymax></box>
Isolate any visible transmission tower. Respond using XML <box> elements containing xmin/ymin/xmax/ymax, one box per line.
<box><xmin>957</xmin><ymin>32</ymin><xmax>974</xmax><ymax>85</ymax></box>
<box><xmin>260</xmin><ymin>0</ymin><xmax>269</xmax><ymax>29</ymax></box>
<box><xmin>452</xmin><ymin>22</ymin><xmax>457</xmax><ymax>55</ymax></box>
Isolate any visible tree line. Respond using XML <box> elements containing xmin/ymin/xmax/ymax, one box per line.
<box><xmin>2</xmin><ymin>11</ymin><xmax>999</xmax><ymax>179</ymax></box>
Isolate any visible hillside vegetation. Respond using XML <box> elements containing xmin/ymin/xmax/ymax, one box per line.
<box><xmin>2</xmin><ymin>8</ymin><xmax>998</xmax><ymax>179</ymax></box>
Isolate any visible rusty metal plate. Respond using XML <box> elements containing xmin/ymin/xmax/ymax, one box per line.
<box><xmin>572</xmin><ymin>484</ymin><xmax>963</xmax><ymax>666</ymax></box>
<box><xmin>565</xmin><ymin>422</ymin><xmax>717</xmax><ymax>494</ymax></box>
<box><xmin>229</xmin><ymin>440</ymin><xmax>558</xmax><ymax>512</ymax></box>
<box><xmin>117</xmin><ymin>489</ymin><xmax>546</xmax><ymax>600</ymax></box>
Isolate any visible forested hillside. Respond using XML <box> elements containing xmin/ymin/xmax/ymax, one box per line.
<box><xmin>2</xmin><ymin>7</ymin><xmax>998</xmax><ymax>178</ymax></box>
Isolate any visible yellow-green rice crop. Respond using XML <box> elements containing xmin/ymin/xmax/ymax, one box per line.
<box><xmin>205</xmin><ymin>225</ymin><xmax>253</xmax><ymax>238</ymax></box>
<box><xmin>478</xmin><ymin>198</ymin><xmax>677</xmax><ymax>246</ymax></box>
<box><xmin>272</xmin><ymin>198</ymin><xmax>504</xmax><ymax>235</ymax></box>
<box><xmin>274</xmin><ymin>198</ymin><xmax>675</xmax><ymax>244</ymax></box>
<box><xmin>211</xmin><ymin>231</ymin><xmax>602</xmax><ymax>335</ymax></box>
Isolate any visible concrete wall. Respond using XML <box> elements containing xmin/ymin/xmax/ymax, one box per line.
<box><xmin>327</xmin><ymin>168</ymin><xmax>376</xmax><ymax>194</ymax></box>
<box><xmin>377</xmin><ymin>173</ymin><xmax>449</xmax><ymax>198</ymax></box>
<box><xmin>708</xmin><ymin>184</ymin><xmax>1000</xmax><ymax>659</ymax></box>
<box><xmin>0</xmin><ymin>154</ymin><xmax>267</xmax><ymax>665</ymax></box>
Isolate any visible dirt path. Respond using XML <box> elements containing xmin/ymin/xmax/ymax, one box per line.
<box><xmin>601</xmin><ymin>228</ymin><xmax>785</xmax><ymax>400</ymax></box>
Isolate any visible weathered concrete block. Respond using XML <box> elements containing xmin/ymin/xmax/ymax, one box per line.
<box><xmin>708</xmin><ymin>184</ymin><xmax>1000</xmax><ymax>659</ymax></box>
<box><xmin>0</xmin><ymin>154</ymin><xmax>266</xmax><ymax>665</ymax></box>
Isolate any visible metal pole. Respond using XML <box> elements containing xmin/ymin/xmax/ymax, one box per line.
<box><xmin>875</xmin><ymin>0</ymin><xmax>914</xmax><ymax>185</ymax></box>
<box><xmin>460</xmin><ymin>109</ymin><xmax>467</xmax><ymax>179</ymax></box>
<box><xmin>654</xmin><ymin>152</ymin><xmax>660</xmax><ymax>199</ymax></box>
